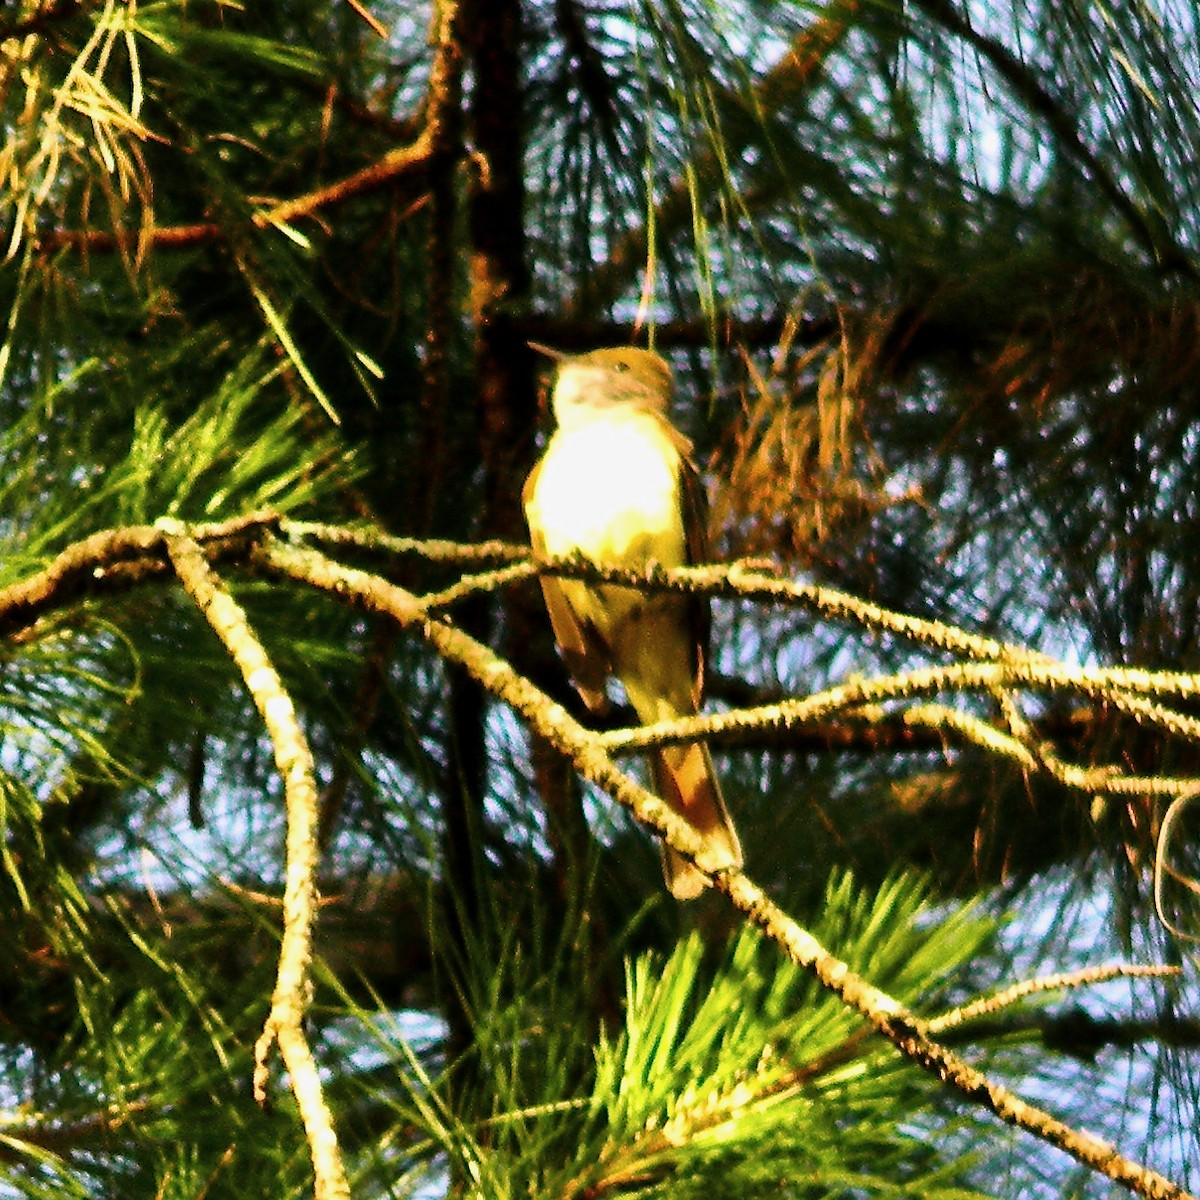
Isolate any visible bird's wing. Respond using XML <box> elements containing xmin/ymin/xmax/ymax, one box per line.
<box><xmin>523</xmin><ymin>459</ymin><xmax>612</xmax><ymax>713</ymax></box>
<box><xmin>679</xmin><ymin>454</ymin><xmax>712</xmax><ymax>710</ymax></box>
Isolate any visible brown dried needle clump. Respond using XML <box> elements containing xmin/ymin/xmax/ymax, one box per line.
<box><xmin>709</xmin><ymin>314</ymin><xmax>905</xmax><ymax>564</ymax></box>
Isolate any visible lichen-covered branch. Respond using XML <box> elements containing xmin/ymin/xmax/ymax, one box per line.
<box><xmin>0</xmin><ymin>516</ymin><xmax>1193</xmax><ymax>1197</ymax></box>
<box><xmin>8</xmin><ymin>522</ymin><xmax>1200</xmax><ymax>810</ymax></box>
<box><xmin>600</xmin><ymin>657</ymin><xmax>1200</xmax><ymax>755</ymax></box>
<box><xmin>714</xmin><ymin>870</ymin><xmax>1193</xmax><ymax>1200</ymax></box>
<box><xmin>159</xmin><ymin>523</ymin><xmax>348</xmax><ymax>1200</ymax></box>
<box><xmin>928</xmin><ymin>963</ymin><xmax>1182</xmax><ymax>1034</ymax></box>
<box><xmin>0</xmin><ymin>511</ymin><xmax>278</xmax><ymax>640</ymax></box>
<box><xmin>254</xmin><ymin>533</ymin><xmax>1194</xmax><ymax>1200</ymax></box>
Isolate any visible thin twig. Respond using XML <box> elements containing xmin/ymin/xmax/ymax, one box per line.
<box><xmin>35</xmin><ymin>132</ymin><xmax>437</xmax><ymax>256</ymax></box>
<box><xmin>420</xmin><ymin>561</ymin><xmax>540</xmax><ymax>611</ymax></box>
<box><xmin>929</xmin><ymin>964</ymin><xmax>1183</xmax><ymax>1033</ymax></box>
<box><xmin>598</xmin><ymin>658</ymin><xmax>1200</xmax><ymax>756</ymax></box>
<box><xmin>902</xmin><ymin>703</ymin><xmax>1200</xmax><ymax>800</ymax></box>
<box><xmin>343</xmin><ymin>0</ymin><xmax>388</xmax><ymax>38</ymax></box>
<box><xmin>280</xmin><ymin>519</ymin><xmax>528</xmax><ymax>565</ymax></box>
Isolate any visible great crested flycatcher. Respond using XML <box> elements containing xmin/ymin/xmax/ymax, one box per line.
<box><xmin>523</xmin><ymin>345</ymin><xmax>743</xmax><ymax>899</ymax></box>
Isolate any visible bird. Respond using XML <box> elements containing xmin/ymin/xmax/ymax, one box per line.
<box><xmin>522</xmin><ymin>344</ymin><xmax>743</xmax><ymax>899</ymax></box>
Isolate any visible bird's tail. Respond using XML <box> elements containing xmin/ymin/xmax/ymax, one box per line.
<box><xmin>651</xmin><ymin>742</ymin><xmax>742</xmax><ymax>900</ymax></box>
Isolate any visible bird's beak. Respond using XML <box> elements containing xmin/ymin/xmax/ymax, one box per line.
<box><xmin>527</xmin><ymin>340</ymin><xmax>567</xmax><ymax>362</ymax></box>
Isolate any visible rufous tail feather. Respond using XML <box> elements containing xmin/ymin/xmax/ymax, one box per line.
<box><xmin>651</xmin><ymin>742</ymin><xmax>742</xmax><ymax>901</ymax></box>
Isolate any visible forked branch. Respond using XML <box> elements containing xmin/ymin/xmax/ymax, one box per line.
<box><xmin>3</xmin><ymin>518</ymin><xmax>1197</xmax><ymax>1199</ymax></box>
<box><xmin>160</xmin><ymin>523</ymin><xmax>349</xmax><ymax>1200</ymax></box>
<box><xmin>254</xmin><ymin>533</ymin><xmax>1194</xmax><ymax>1200</ymax></box>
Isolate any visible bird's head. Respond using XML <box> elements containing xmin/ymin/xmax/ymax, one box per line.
<box><xmin>532</xmin><ymin>345</ymin><xmax>674</xmax><ymax>427</ymax></box>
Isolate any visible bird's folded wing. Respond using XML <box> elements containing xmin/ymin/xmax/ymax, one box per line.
<box><xmin>680</xmin><ymin>455</ymin><xmax>711</xmax><ymax>709</ymax></box>
<box><xmin>525</xmin><ymin>459</ymin><xmax>612</xmax><ymax>713</ymax></box>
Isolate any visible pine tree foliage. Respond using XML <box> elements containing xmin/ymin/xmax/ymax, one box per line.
<box><xmin>1</xmin><ymin>0</ymin><xmax>1199</xmax><ymax>1197</ymax></box>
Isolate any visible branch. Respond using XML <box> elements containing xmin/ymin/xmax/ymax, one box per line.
<box><xmin>532</xmin><ymin>556</ymin><xmax>1056</xmax><ymax>667</ymax></box>
<box><xmin>160</xmin><ymin>524</ymin><xmax>348</xmax><ymax>1200</ymax></box>
<box><xmin>720</xmin><ymin>867</ymin><xmax>1194</xmax><ymax>1200</ymax></box>
<box><xmin>901</xmin><ymin>703</ymin><xmax>1200</xmax><ymax>800</ymax></box>
<box><xmin>9</xmin><ymin>524</ymin><xmax>1200</xmax><ymax>806</ymax></box>
<box><xmin>255</xmin><ymin>534</ymin><xmax>1194</xmax><ymax>1200</ymax></box>
<box><xmin>2</xmin><ymin>520</ymin><xmax>1193</xmax><ymax>1195</ymax></box>
<box><xmin>929</xmin><ymin>963</ymin><xmax>1182</xmax><ymax>1034</ymax></box>
<box><xmin>272</xmin><ymin>539</ymin><xmax>1053</xmax><ymax>665</ymax></box>
<box><xmin>0</xmin><ymin>511</ymin><xmax>279</xmax><ymax>641</ymax></box>
<box><xmin>280</xmin><ymin>520</ymin><xmax>529</xmax><ymax>565</ymax></box>
<box><xmin>35</xmin><ymin>133</ymin><xmax>438</xmax><ymax>255</ymax></box>
<box><xmin>30</xmin><ymin>0</ymin><xmax>459</xmax><ymax>258</ymax></box>
<box><xmin>600</xmin><ymin>658</ymin><xmax>1200</xmax><ymax>762</ymax></box>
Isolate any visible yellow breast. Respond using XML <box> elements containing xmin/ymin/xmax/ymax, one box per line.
<box><xmin>526</xmin><ymin>408</ymin><xmax>686</xmax><ymax>567</ymax></box>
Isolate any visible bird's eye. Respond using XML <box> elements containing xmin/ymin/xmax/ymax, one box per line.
<box><xmin>614</xmin><ymin>361</ymin><xmax>629</xmax><ymax>373</ymax></box>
